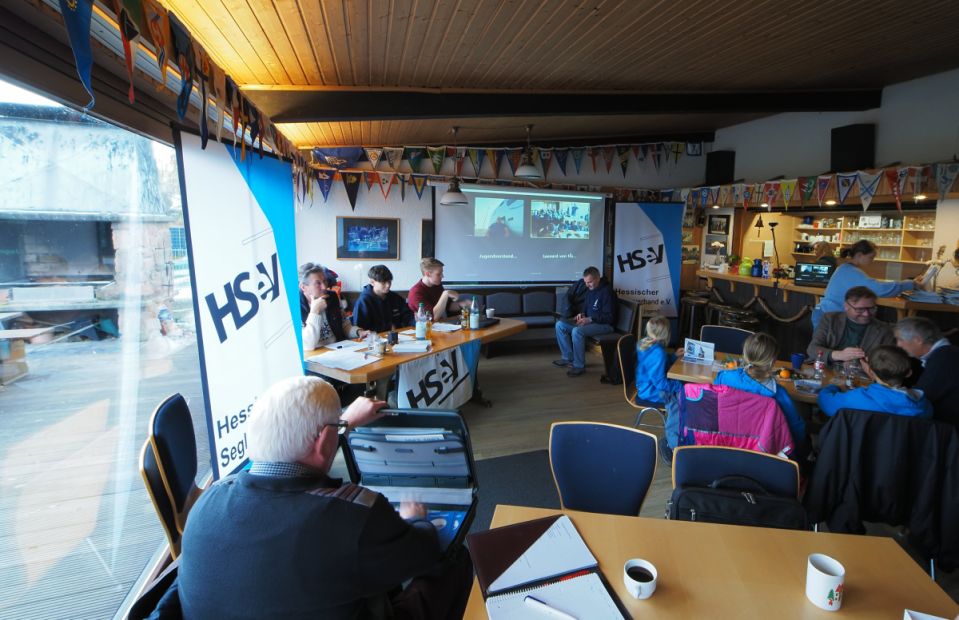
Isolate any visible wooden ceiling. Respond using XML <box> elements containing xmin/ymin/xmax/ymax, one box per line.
<box><xmin>157</xmin><ymin>0</ymin><xmax>959</xmax><ymax>149</ymax></box>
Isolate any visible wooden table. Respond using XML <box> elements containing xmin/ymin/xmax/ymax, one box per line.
<box><xmin>667</xmin><ymin>352</ymin><xmax>848</xmax><ymax>405</ymax></box>
<box><xmin>698</xmin><ymin>269</ymin><xmax>959</xmax><ymax>319</ymax></box>
<box><xmin>304</xmin><ymin>318</ymin><xmax>527</xmax><ymax>384</ymax></box>
<box><xmin>464</xmin><ymin>505</ymin><xmax>959</xmax><ymax>619</ymax></box>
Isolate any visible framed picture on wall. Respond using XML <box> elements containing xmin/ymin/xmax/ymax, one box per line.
<box><xmin>707</xmin><ymin>214</ymin><xmax>730</xmax><ymax>236</ymax></box>
<box><xmin>336</xmin><ymin>216</ymin><xmax>400</xmax><ymax>260</ymax></box>
<box><xmin>421</xmin><ymin>219</ymin><xmax>434</xmax><ymax>258</ymax></box>
<box><xmin>682</xmin><ymin>206</ymin><xmax>696</xmax><ymax>229</ymax></box>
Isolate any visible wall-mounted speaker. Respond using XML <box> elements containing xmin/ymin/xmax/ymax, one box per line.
<box><xmin>705</xmin><ymin>150</ymin><xmax>735</xmax><ymax>186</ymax></box>
<box><xmin>831</xmin><ymin>124</ymin><xmax>875</xmax><ymax>172</ymax></box>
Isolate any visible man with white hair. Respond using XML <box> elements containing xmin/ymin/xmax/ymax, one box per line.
<box><xmin>178</xmin><ymin>376</ymin><xmax>471</xmax><ymax>619</ymax></box>
<box><xmin>894</xmin><ymin>317</ymin><xmax>959</xmax><ymax>426</ymax></box>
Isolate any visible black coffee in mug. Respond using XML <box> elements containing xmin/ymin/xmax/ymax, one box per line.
<box><xmin>627</xmin><ymin>566</ymin><xmax>654</xmax><ymax>582</ymax></box>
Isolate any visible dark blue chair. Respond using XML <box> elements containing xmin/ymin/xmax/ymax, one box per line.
<box><xmin>700</xmin><ymin>325</ymin><xmax>754</xmax><ymax>355</ymax></box>
<box><xmin>615</xmin><ymin>334</ymin><xmax>667</xmax><ymax>433</ymax></box>
<box><xmin>672</xmin><ymin>445</ymin><xmax>799</xmax><ymax>499</ymax></box>
<box><xmin>549</xmin><ymin>422</ymin><xmax>658</xmax><ymax>516</ymax></box>
<box><xmin>139</xmin><ymin>393</ymin><xmax>200</xmax><ymax>558</ymax></box>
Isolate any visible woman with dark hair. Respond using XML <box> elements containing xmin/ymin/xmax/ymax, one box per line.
<box><xmin>812</xmin><ymin>240</ymin><xmax>917</xmax><ymax>329</ymax></box>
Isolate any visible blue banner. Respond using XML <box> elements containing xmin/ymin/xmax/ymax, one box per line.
<box><xmin>612</xmin><ymin>202</ymin><xmax>684</xmax><ymax>318</ymax></box>
<box><xmin>58</xmin><ymin>0</ymin><xmax>95</xmax><ymax>108</ymax></box>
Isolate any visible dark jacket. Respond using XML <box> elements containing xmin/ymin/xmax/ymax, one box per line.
<box><xmin>804</xmin><ymin>410</ymin><xmax>959</xmax><ymax>571</ymax></box>
<box><xmin>353</xmin><ymin>284</ymin><xmax>414</xmax><ymax>333</ymax></box>
<box><xmin>179</xmin><ymin>471</ymin><xmax>440</xmax><ymax>620</ymax></box>
<box><xmin>806</xmin><ymin>312</ymin><xmax>893</xmax><ymax>362</ymax></box>
<box><xmin>915</xmin><ymin>343</ymin><xmax>959</xmax><ymax>427</ymax></box>
<box><xmin>585</xmin><ymin>279</ymin><xmax>616</xmax><ymax>325</ymax></box>
<box><xmin>559</xmin><ymin>279</ymin><xmax>588</xmax><ymax>320</ymax></box>
<box><xmin>300</xmin><ymin>291</ymin><xmax>347</xmax><ymax>342</ymax></box>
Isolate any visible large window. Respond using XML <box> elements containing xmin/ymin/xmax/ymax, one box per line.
<box><xmin>0</xmin><ymin>78</ymin><xmax>207</xmax><ymax>619</ymax></box>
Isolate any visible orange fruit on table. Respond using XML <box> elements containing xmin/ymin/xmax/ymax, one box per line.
<box><xmin>725</xmin><ymin>361</ymin><xmax>737</xmax><ymax>369</ymax></box>
<box><xmin>779</xmin><ymin>369</ymin><xmax>791</xmax><ymax>379</ymax></box>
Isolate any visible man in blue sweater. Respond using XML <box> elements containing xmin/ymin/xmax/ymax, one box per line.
<box><xmin>818</xmin><ymin>345</ymin><xmax>932</xmax><ymax>418</ymax></box>
<box><xmin>554</xmin><ymin>266</ymin><xmax>616</xmax><ymax>377</ymax></box>
<box><xmin>178</xmin><ymin>377</ymin><xmax>471</xmax><ymax>619</ymax></box>
<box><xmin>353</xmin><ymin>264</ymin><xmax>415</xmax><ymax>333</ymax></box>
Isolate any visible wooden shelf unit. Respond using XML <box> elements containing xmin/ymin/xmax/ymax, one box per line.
<box><xmin>790</xmin><ymin>211</ymin><xmax>935</xmax><ymax>264</ymax></box>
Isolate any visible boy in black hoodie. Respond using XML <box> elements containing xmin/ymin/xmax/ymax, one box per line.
<box><xmin>353</xmin><ymin>265</ymin><xmax>415</xmax><ymax>333</ymax></box>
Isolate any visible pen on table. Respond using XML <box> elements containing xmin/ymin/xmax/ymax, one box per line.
<box><xmin>524</xmin><ymin>596</ymin><xmax>577</xmax><ymax>620</ymax></box>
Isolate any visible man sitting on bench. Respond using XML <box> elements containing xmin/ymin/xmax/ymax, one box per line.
<box><xmin>553</xmin><ymin>266</ymin><xmax>616</xmax><ymax>377</ymax></box>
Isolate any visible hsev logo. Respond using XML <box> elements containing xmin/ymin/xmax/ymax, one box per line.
<box><xmin>403</xmin><ymin>348</ymin><xmax>471</xmax><ymax>408</ymax></box>
<box><xmin>204</xmin><ymin>252</ymin><xmax>281</xmax><ymax>344</ymax></box>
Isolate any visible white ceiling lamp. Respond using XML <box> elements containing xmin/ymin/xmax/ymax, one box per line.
<box><xmin>439</xmin><ymin>126</ymin><xmax>469</xmax><ymax>206</ymax></box>
<box><xmin>515</xmin><ymin>124</ymin><xmax>543</xmax><ymax>180</ymax></box>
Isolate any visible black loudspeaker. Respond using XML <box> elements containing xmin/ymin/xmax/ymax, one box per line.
<box><xmin>831</xmin><ymin>124</ymin><xmax>875</xmax><ymax>172</ymax></box>
<box><xmin>705</xmin><ymin>150</ymin><xmax>735</xmax><ymax>186</ymax></box>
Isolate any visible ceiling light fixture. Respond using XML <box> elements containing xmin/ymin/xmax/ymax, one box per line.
<box><xmin>711</xmin><ymin>204</ymin><xmax>720</xmax><ymax>209</ymax></box>
<box><xmin>914</xmin><ymin>193</ymin><xmax>927</xmax><ymax>201</ymax></box>
<box><xmin>825</xmin><ymin>199</ymin><xmax>837</xmax><ymax>206</ymax></box>
<box><xmin>760</xmin><ymin>202</ymin><xmax>770</xmax><ymax>209</ymax></box>
<box><xmin>439</xmin><ymin>126</ymin><xmax>468</xmax><ymax>206</ymax></box>
<box><xmin>515</xmin><ymin>124</ymin><xmax>542</xmax><ymax>180</ymax></box>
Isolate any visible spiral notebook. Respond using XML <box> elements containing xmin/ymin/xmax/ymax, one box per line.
<box><xmin>485</xmin><ymin>571</ymin><xmax>625</xmax><ymax>619</ymax></box>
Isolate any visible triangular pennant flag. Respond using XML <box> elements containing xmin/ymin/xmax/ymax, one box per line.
<box><xmin>452</xmin><ymin>147</ymin><xmax>466</xmax><ymax>176</ymax></box>
<box><xmin>364</xmin><ymin>148</ymin><xmax>384</xmax><ymax>169</ymax></box>
<box><xmin>212</xmin><ymin>65</ymin><xmax>226</xmax><ymax>142</ymax></box>
<box><xmin>587</xmin><ymin>148</ymin><xmax>599</xmax><ymax>173</ymax></box>
<box><xmin>467</xmin><ymin>148</ymin><xmax>486</xmax><ymax>176</ymax></box>
<box><xmin>742</xmin><ymin>184</ymin><xmax>752</xmax><ymax>211</ymax></box>
<box><xmin>857</xmin><ymin>171</ymin><xmax>882</xmax><ymax>210</ymax></box>
<box><xmin>719</xmin><ymin>185</ymin><xmax>730</xmax><ymax>207</ymax></box>
<box><xmin>553</xmin><ymin>148</ymin><xmax>569</xmax><ymax>176</ymax></box>
<box><xmin>896</xmin><ymin>166</ymin><xmax>911</xmax><ymax>196</ymax></box>
<box><xmin>485</xmin><ymin>149</ymin><xmax>503</xmax><ymax>176</ymax></box>
<box><xmin>914</xmin><ymin>165</ymin><xmax>931</xmax><ymax>197</ymax></box>
<box><xmin>602</xmin><ymin>147</ymin><xmax>616</xmax><ymax>173</ymax></box>
<box><xmin>836</xmin><ymin>173</ymin><xmax>857</xmax><ymax>205</ymax></box>
<box><xmin>411</xmin><ymin>174</ymin><xmax>428</xmax><ymax>199</ymax></box>
<box><xmin>817</xmin><ymin>175</ymin><xmax>833</xmax><ymax>206</ymax></box>
<box><xmin>313</xmin><ymin>147</ymin><xmax>364</xmax><ymax>169</ymax></box>
<box><xmin>699</xmin><ymin>187</ymin><xmax>710</xmax><ymax>208</ymax></box>
<box><xmin>398</xmin><ymin>174</ymin><xmax>408</xmax><ymax>201</ymax></box>
<box><xmin>364</xmin><ymin>170</ymin><xmax>378</xmax><ymax>191</ymax></box>
<box><xmin>631</xmin><ymin>145</ymin><xmax>642</xmax><ymax>161</ymax></box>
<box><xmin>59</xmin><ymin>0</ymin><xmax>96</xmax><ymax>108</ymax></box>
<box><xmin>799</xmin><ymin>177</ymin><xmax>816</xmax><ymax>206</ymax></box>
<box><xmin>404</xmin><ymin>147</ymin><xmax>427</xmax><ymax>172</ymax></box>
<box><xmin>383</xmin><ymin>147</ymin><xmax>404</xmax><ymax>171</ymax></box>
<box><xmin>142</xmin><ymin>0</ymin><xmax>172</xmax><ymax>89</ymax></box>
<box><xmin>570</xmin><ymin>148</ymin><xmax>585</xmax><ymax>174</ymax></box>
<box><xmin>762</xmin><ymin>181</ymin><xmax>780</xmax><ymax>210</ymax></box>
<box><xmin>616</xmin><ymin>145</ymin><xmax>631</xmax><ymax>177</ymax></box>
<box><xmin>708</xmin><ymin>186</ymin><xmax>720</xmax><ymax>207</ymax></box>
<box><xmin>652</xmin><ymin>144</ymin><xmax>663</xmax><ymax>171</ymax></box>
<box><xmin>113</xmin><ymin>0</ymin><xmax>145</xmax><ymax>104</ymax></box>
<box><xmin>225</xmin><ymin>77</ymin><xmax>240</xmax><ymax>146</ymax></box>
<box><xmin>731</xmin><ymin>183</ymin><xmax>742</xmax><ymax>207</ymax></box>
<box><xmin>168</xmin><ymin>14</ymin><xmax>195</xmax><ymax>120</ymax></box>
<box><xmin>935</xmin><ymin>162</ymin><xmax>959</xmax><ymax>201</ymax></box>
<box><xmin>316</xmin><ymin>168</ymin><xmax>335</xmax><ymax>202</ymax></box>
<box><xmin>506</xmin><ymin>149</ymin><xmax>523</xmax><ymax>176</ymax></box>
<box><xmin>194</xmin><ymin>46</ymin><xmax>213</xmax><ymax>148</ymax></box>
<box><xmin>884</xmin><ymin>168</ymin><xmax>903</xmax><ymax>212</ymax></box>
<box><xmin>427</xmin><ymin>146</ymin><xmax>446</xmax><ymax>174</ymax></box>
<box><xmin>686</xmin><ymin>142</ymin><xmax>703</xmax><ymax>156</ymax></box>
<box><xmin>679</xmin><ymin>188</ymin><xmax>690</xmax><ymax>204</ymax></box>
<box><xmin>341</xmin><ymin>171</ymin><xmax>362</xmax><ymax>210</ymax></box>
<box><xmin>671</xmin><ymin>142</ymin><xmax>684</xmax><ymax>163</ymax></box>
<box><xmin>538</xmin><ymin>147</ymin><xmax>554</xmax><ymax>179</ymax></box>
<box><xmin>780</xmin><ymin>179</ymin><xmax>797</xmax><ymax>210</ymax></box>
<box><xmin>377</xmin><ymin>172</ymin><xmax>395</xmax><ymax>199</ymax></box>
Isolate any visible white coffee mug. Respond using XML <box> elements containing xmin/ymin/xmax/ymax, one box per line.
<box><xmin>805</xmin><ymin>553</ymin><xmax>845</xmax><ymax>611</ymax></box>
<box><xmin>486</xmin><ymin>308</ymin><xmax>495</xmax><ymax>319</ymax></box>
<box><xmin>623</xmin><ymin>559</ymin><xmax>657</xmax><ymax>600</ymax></box>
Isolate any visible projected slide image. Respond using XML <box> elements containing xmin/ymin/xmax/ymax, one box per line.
<box><xmin>474</xmin><ymin>197</ymin><xmax>524</xmax><ymax>239</ymax></box>
<box><xmin>531</xmin><ymin>200</ymin><xmax>589</xmax><ymax>239</ymax></box>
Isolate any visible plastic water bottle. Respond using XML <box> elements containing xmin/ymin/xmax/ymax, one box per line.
<box><xmin>813</xmin><ymin>350</ymin><xmax>826</xmax><ymax>380</ymax></box>
<box><xmin>761</xmin><ymin>260</ymin><xmax>771</xmax><ymax>279</ymax></box>
<box><xmin>469</xmin><ymin>297</ymin><xmax>480</xmax><ymax>330</ymax></box>
<box><xmin>415</xmin><ymin>303</ymin><xmax>427</xmax><ymax>340</ymax></box>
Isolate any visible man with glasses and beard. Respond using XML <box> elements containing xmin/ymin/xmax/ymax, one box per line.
<box><xmin>807</xmin><ymin>286</ymin><xmax>895</xmax><ymax>363</ymax></box>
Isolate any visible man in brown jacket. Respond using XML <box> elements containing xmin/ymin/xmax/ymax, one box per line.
<box><xmin>807</xmin><ymin>286</ymin><xmax>894</xmax><ymax>363</ymax></box>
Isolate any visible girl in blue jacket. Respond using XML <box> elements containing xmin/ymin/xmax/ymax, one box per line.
<box><xmin>634</xmin><ymin>317</ymin><xmax>681</xmax><ymax>404</ymax></box>
<box><xmin>714</xmin><ymin>332</ymin><xmax>806</xmax><ymax>445</ymax></box>
<box><xmin>818</xmin><ymin>345</ymin><xmax>932</xmax><ymax>418</ymax></box>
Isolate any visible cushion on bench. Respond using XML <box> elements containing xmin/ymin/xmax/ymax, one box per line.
<box><xmin>486</xmin><ymin>292</ymin><xmax>521</xmax><ymax>315</ymax></box>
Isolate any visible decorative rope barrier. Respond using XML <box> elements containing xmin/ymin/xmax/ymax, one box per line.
<box><xmin>707</xmin><ymin>286</ymin><xmax>811</xmax><ymax>323</ymax></box>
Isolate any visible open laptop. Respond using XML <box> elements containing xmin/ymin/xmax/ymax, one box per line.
<box><xmin>794</xmin><ymin>262</ymin><xmax>835</xmax><ymax>287</ymax></box>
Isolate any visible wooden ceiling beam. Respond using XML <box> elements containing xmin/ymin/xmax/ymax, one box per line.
<box><xmin>243</xmin><ymin>88</ymin><xmax>882</xmax><ymax>123</ymax></box>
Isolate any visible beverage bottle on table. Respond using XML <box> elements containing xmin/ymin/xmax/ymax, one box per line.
<box><xmin>469</xmin><ymin>296</ymin><xmax>480</xmax><ymax>330</ymax></box>
<box><xmin>415</xmin><ymin>303</ymin><xmax>427</xmax><ymax>340</ymax></box>
<box><xmin>425</xmin><ymin>310</ymin><xmax>433</xmax><ymax>339</ymax></box>
<box><xmin>813</xmin><ymin>350</ymin><xmax>826</xmax><ymax>380</ymax></box>
<box><xmin>461</xmin><ymin>304</ymin><xmax>470</xmax><ymax>330</ymax></box>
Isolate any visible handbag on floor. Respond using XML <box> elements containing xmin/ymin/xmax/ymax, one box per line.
<box><xmin>666</xmin><ymin>475</ymin><xmax>808</xmax><ymax>530</ymax></box>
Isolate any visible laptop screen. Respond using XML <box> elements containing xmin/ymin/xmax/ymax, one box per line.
<box><xmin>795</xmin><ymin>262</ymin><xmax>834</xmax><ymax>285</ymax></box>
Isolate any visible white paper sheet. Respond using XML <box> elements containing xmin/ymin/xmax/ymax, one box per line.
<box><xmin>392</xmin><ymin>341</ymin><xmax>432</xmax><ymax>354</ymax></box>
<box><xmin>323</xmin><ymin>339</ymin><xmax>366</xmax><ymax>351</ymax></box>
<box><xmin>307</xmin><ymin>349</ymin><xmax>376</xmax><ymax>370</ymax></box>
<box><xmin>430</xmin><ymin>322</ymin><xmax>462</xmax><ymax>333</ymax></box>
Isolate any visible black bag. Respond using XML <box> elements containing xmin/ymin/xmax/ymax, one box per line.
<box><xmin>666</xmin><ymin>475</ymin><xmax>808</xmax><ymax>531</ymax></box>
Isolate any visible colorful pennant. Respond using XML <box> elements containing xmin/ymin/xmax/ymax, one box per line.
<box><xmin>364</xmin><ymin>148</ymin><xmax>384</xmax><ymax>169</ymax></box>
<box><xmin>427</xmin><ymin>146</ymin><xmax>445</xmax><ymax>174</ymax></box>
<box><xmin>616</xmin><ymin>146</ymin><xmax>630</xmax><ymax>177</ymax></box>
<box><xmin>411</xmin><ymin>174</ymin><xmax>428</xmax><ymax>199</ymax></box>
<box><xmin>168</xmin><ymin>14</ymin><xmax>195</xmax><ymax>120</ymax></box>
<box><xmin>378</xmin><ymin>172</ymin><xmax>395</xmax><ymax>199</ymax></box>
<box><xmin>780</xmin><ymin>179</ymin><xmax>796</xmax><ymax>210</ymax></box>
<box><xmin>313</xmin><ymin>147</ymin><xmax>364</xmax><ymax>169</ymax></box>
<box><xmin>884</xmin><ymin>168</ymin><xmax>903</xmax><ymax>212</ymax></box>
<box><xmin>316</xmin><ymin>168</ymin><xmax>334</xmax><ymax>202</ymax></box>
<box><xmin>383</xmin><ymin>147</ymin><xmax>404</xmax><ymax>171</ymax></box>
<box><xmin>836</xmin><ymin>173</ymin><xmax>857</xmax><ymax>205</ymax></box>
<box><xmin>816</xmin><ymin>175</ymin><xmax>833</xmax><ymax>206</ymax></box>
<box><xmin>554</xmin><ymin>148</ymin><xmax>569</xmax><ymax>176</ymax></box>
<box><xmin>404</xmin><ymin>147</ymin><xmax>427</xmax><ymax>172</ymax></box>
<box><xmin>341</xmin><ymin>172</ymin><xmax>361</xmax><ymax>210</ymax></box>
<box><xmin>935</xmin><ymin>162</ymin><xmax>959</xmax><ymax>201</ymax></box>
<box><xmin>467</xmin><ymin>148</ymin><xmax>486</xmax><ymax>176</ymax></box>
<box><xmin>857</xmin><ymin>171</ymin><xmax>882</xmax><ymax>210</ymax></box>
<box><xmin>59</xmin><ymin>0</ymin><xmax>96</xmax><ymax>108</ymax></box>
<box><xmin>602</xmin><ymin>147</ymin><xmax>616</xmax><ymax>174</ymax></box>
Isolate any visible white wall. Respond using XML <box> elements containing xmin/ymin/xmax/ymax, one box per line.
<box><xmin>296</xmin><ymin>149</ymin><xmax>708</xmax><ymax>292</ymax></box>
<box><xmin>295</xmin><ymin>179</ymin><xmax>433</xmax><ymax>292</ymax></box>
<box><xmin>713</xmin><ymin>68</ymin><xmax>959</xmax><ymax>182</ymax></box>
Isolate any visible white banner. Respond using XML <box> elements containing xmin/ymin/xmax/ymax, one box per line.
<box><xmin>178</xmin><ymin>133</ymin><xmax>303</xmax><ymax>479</ymax></box>
<box><xmin>398</xmin><ymin>347</ymin><xmax>473</xmax><ymax>409</ymax></box>
<box><xmin>613</xmin><ymin>202</ymin><xmax>683</xmax><ymax>318</ymax></box>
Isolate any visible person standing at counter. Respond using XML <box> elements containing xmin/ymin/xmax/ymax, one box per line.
<box><xmin>814</xmin><ymin>241</ymin><xmax>837</xmax><ymax>267</ymax></box>
<box><xmin>811</xmin><ymin>240</ymin><xmax>917</xmax><ymax>329</ymax></box>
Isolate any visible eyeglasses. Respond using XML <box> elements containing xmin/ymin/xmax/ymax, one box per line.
<box><xmin>846</xmin><ymin>302</ymin><xmax>877</xmax><ymax>314</ymax></box>
<box><xmin>316</xmin><ymin>419</ymin><xmax>350</xmax><ymax>438</ymax></box>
